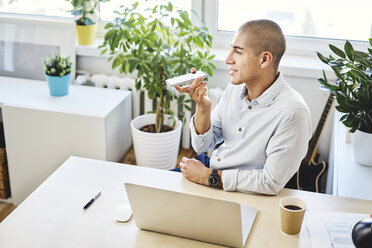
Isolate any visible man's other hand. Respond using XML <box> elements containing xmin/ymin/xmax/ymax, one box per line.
<box><xmin>179</xmin><ymin>157</ymin><xmax>212</xmax><ymax>186</ymax></box>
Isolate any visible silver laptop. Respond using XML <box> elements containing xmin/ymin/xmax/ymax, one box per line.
<box><xmin>124</xmin><ymin>183</ymin><xmax>257</xmax><ymax>248</ymax></box>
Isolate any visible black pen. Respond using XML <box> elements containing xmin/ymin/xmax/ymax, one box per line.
<box><xmin>83</xmin><ymin>191</ymin><xmax>102</xmax><ymax>210</ymax></box>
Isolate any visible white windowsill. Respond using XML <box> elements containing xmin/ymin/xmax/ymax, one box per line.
<box><xmin>76</xmin><ymin>38</ymin><xmax>336</xmax><ymax>80</ymax></box>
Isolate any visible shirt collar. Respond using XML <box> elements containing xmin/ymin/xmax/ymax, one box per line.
<box><xmin>240</xmin><ymin>86</ymin><xmax>248</xmax><ymax>100</ymax></box>
<box><xmin>240</xmin><ymin>72</ymin><xmax>286</xmax><ymax>107</ymax></box>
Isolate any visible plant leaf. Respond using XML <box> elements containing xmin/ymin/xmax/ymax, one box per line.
<box><xmin>353</xmin><ymin>50</ymin><xmax>369</xmax><ymax>59</ymax></box>
<box><xmin>191</xmin><ymin>9</ymin><xmax>199</xmax><ymax>19</ymax></box>
<box><xmin>340</xmin><ymin>67</ymin><xmax>352</xmax><ymax>74</ymax></box>
<box><xmin>322</xmin><ymin>69</ymin><xmax>328</xmax><ymax>82</ymax></box>
<box><xmin>316</xmin><ymin>52</ymin><xmax>330</xmax><ymax>64</ymax></box>
<box><xmin>71</xmin><ymin>9</ymin><xmax>83</xmax><ymax>16</ymax></box>
<box><xmin>344</xmin><ymin>41</ymin><xmax>354</xmax><ymax>61</ymax></box>
<box><xmin>329</xmin><ymin>44</ymin><xmax>346</xmax><ymax>58</ymax></box>
<box><xmin>350</xmin><ymin>69</ymin><xmax>367</xmax><ymax>81</ymax></box>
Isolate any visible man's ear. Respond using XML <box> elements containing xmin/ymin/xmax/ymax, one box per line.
<box><xmin>260</xmin><ymin>51</ymin><xmax>273</xmax><ymax>69</ymax></box>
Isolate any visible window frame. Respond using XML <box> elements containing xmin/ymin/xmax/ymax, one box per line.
<box><xmin>1</xmin><ymin>0</ymin><xmax>369</xmax><ymax>58</ymax></box>
<box><xmin>203</xmin><ymin>0</ymin><xmax>369</xmax><ymax>56</ymax></box>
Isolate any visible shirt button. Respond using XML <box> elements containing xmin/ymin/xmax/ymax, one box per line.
<box><xmin>248</xmin><ymin>106</ymin><xmax>252</xmax><ymax>109</ymax></box>
<box><xmin>217</xmin><ymin>158</ymin><xmax>221</xmax><ymax>162</ymax></box>
<box><xmin>238</xmin><ymin>128</ymin><xmax>242</xmax><ymax>132</ymax></box>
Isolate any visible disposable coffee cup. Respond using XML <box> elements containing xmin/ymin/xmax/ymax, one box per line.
<box><xmin>279</xmin><ymin>196</ymin><xmax>307</xmax><ymax>235</ymax></box>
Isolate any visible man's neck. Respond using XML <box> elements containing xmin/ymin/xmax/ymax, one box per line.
<box><xmin>245</xmin><ymin>71</ymin><xmax>279</xmax><ymax>101</ymax></box>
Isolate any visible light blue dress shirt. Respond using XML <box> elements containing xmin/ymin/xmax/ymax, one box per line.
<box><xmin>190</xmin><ymin>73</ymin><xmax>312</xmax><ymax>195</ymax></box>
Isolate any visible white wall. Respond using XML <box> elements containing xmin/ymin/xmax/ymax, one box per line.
<box><xmin>77</xmin><ymin>55</ymin><xmax>118</xmax><ymax>76</ymax></box>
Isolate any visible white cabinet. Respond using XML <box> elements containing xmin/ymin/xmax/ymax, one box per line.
<box><xmin>0</xmin><ymin>76</ymin><xmax>132</xmax><ymax>205</ymax></box>
<box><xmin>327</xmin><ymin>111</ymin><xmax>372</xmax><ymax>200</ymax></box>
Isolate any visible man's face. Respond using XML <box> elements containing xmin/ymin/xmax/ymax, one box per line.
<box><xmin>225</xmin><ymin>31</ymin><xmax>261</xmax><ymax>85</ymax></box>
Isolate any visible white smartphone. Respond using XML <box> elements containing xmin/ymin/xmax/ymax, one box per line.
<box><xmin>165</xmin><ymin>71</ymin><xmax>207</xmax><ymax>87</ymax></box>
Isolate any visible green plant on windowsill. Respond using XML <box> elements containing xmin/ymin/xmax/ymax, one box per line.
<box><xmin>66</xmin><ymin>0</ymin><xmax>109</xmax><ymax>25</ymax></box>
<box><xmin>99</xmin><ymin>1</ymin><xmax>216</xmax><ymax>133</ymax></box>
<box><xmin>317</xmin><ymin>39</ymin><xmax>372</xmax><ymax>134</ymax></box>
<box><xmin>66</xmin><ymin>0</ymin><xmax>110</xmax><ymax>45</ymax></box>
<box><xmin>44</xmin><ymin>55</ymin><xmax>72</xmax><ymax>77</ymax></box>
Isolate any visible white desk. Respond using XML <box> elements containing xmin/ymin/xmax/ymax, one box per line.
<box><xmin>328</xmin><ymin>111</ymin><xmax>372</xmax><ymax>200</ymax></box>
<box><xmin>0</xmin><ymin>76</ymin><xmax>132</xmax><ymax>204</ymax></box>
<box><xmin>1</xmin><ymin>156</ymin><xmax>372</xmax><ymax>248</ymax></box>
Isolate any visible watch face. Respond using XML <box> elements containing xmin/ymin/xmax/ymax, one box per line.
<box><xmin>208</xmin><ymin>176</ymin><xmax>219</xmax><ymax>187</ymax></box>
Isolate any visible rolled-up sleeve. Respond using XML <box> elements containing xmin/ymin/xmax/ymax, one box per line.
<box><xmin>221</xmin><ymin>169</ymin><xmax>239</xmax><ymax>192</ymax></box>
<box><xmin>221</xmin><ymin>108</ymin><xmax>312</xmax><ymax>195</ymax></box>
<box><xmin>189</xmin><ymin>116</ymin><xmax>215</xmax><ymax>154</ymax></box>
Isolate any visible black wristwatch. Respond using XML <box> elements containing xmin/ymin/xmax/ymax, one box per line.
<box><xmin>208</xmin><ymin>169</ymin><xmax>220</xmax><ymax>187</ymax></box>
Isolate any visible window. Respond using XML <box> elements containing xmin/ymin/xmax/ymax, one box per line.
<box><xmin>217</xmin><ymin>0</ymin><xmax>371</xmax><ymax>41</ymax></box>
<box><xmin>205</xmin><ymin>0</ymin><xmax>371</xmax><ymax>54</ymax></box>
<box><xmin>100</xmin><ymin>0</ymin><xmax>191</xmax><ymax>22</ymax></box>
<box><xmin>0</xmin><ymin>0</ymin><xmax>193</xmax><ymax>39</ymax></box>
<box><xmin>0</xmin><ymin>0</ymin><xmax>192</xmax><ymax>22</ymax></box>
<box><xmin>0</xmin><ymin>0</ymin><xmax>70</xmax><ymax>18</ymax></box>
<box><xmin>3</xmin><ymin>0</ymin><xmax>368</xmax><ymax>56</ymax></box>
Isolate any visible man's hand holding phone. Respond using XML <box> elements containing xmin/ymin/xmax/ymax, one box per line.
<box><xmin>174</xmin><ymin>68</ymin><xmax>211</xmax><ymax>111</ymax></box>
<box><xmin>166</xmin><ymin>69</ymin><xmax>207</xmax><ymax>87</ymax></box>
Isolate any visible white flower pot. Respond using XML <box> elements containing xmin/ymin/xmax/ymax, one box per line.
<box><xmin>131</xmin><ymin>114</ymin><xmax>182</xmax><ymax>170</ymax></box>
<box><xmin>352</xmin><ymin>129</ymin><xmax>372</xmax><ymax>167</ymax></box>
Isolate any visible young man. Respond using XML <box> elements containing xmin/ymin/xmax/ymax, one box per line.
<box><xmin>175</xmin><ymin>19</ymin><xmax>311</xmax><ymax>195</ymax></box>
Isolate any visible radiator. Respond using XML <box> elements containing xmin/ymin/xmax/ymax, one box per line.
<box><xmin>78</xmin><ymin>74</ymin><xmax>223</xmax><ymax>149</ymax></box>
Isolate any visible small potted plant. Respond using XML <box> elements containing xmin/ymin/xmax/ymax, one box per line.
<box><xmin>66</xmin><ymin>0</ymin><xmax>109</xmax><ymax>45</ymax></box>
<box><xmin>317</xmin><ymin>39</ymin><xmax>372</xmax><ymax>166</ymax></box>
<box><xmin>100</xmin><ymin>1</ymin><xmax>216</xmax><ymax>170</ymax></box>
<box><xmin>44</xmin><ymin>54</ymin><xmax>72</xmax><ymax>97</ymax></box>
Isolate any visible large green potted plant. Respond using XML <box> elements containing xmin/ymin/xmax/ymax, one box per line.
<box><xmin>100</xmin><ymin>1</ymin><xmax>215</xmax><ymax>170</ymax></box>
<box><xmin>66</xmin><ymin>0</ymin><xmax>109</xmax><ymax>45</ymax></box>
<box><xmin>44</xmin><ymin>54</ymin><xmax>72</xmax><ymax>96</ymax></box>
<box><xmin>317</xmin><ymin>39</ymin><xmax>372</xmax><ymax>166</ymax></box>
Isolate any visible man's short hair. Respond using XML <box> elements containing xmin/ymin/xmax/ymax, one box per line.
<box><xmin>238</xmin><ymin>19</ymin><xmax>286</xmax><ymax>69</ymax></box>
